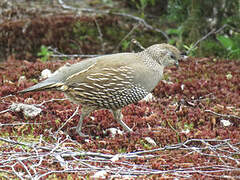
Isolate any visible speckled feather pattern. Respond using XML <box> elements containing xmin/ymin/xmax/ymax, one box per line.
<box><xmin>61</xmin><ymin>66</ymin><xmax>149</xmax><ymax>109</ymax></box>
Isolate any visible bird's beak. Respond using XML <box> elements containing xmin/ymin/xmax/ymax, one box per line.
<box><xmin>175</xmin><ymin>60</ymin><xmax>179</xmax><ymax>68</ymax></box>
<box><xmin>180</xmin><ymin>52</ymin><xmax>188</xmax><ymax>60</ymax></box>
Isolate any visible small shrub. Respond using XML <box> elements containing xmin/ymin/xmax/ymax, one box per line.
<box><xmin>37</xmin><ymin>45</ymin><xmax>53</xmax><ymax>62</ymax></box>
<box><xmin>217</xmin><ymin>34</ymin><xmax>240</xmax><ymax>60</ymax></box>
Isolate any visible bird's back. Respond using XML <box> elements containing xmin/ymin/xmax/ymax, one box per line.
<box><xmin>61</xmin><ymin>53</ymin><xmax>155</xmax><ymax>109</ymax></box>
<box><xmin>19</xmin><ymin>52</ymin><xmax>157</xmax><ymax>109</ymax></box>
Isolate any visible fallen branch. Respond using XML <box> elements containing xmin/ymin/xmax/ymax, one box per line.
<box><xmin>0</xmin><ymin>137</ymin><xmax>239</xmax><ymax>178</ymax></box>
<box><xmin>114</xmin><ymin>23</ymin><xmax>140</xmax><ymax>52</ymax></box>
<box><xmin>205</xmin><ymin>109</ymin><xmax>240</xmax><ymax>120</ymax></box>
<box><xmin>187</xmin><ymin>24</ymin><xmax>228</xmax><ymax>54</ymax></box>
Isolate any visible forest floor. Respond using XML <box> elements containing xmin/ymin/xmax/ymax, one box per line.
<box><xmin>0</xmin><ymin>56</ymin><xmax>239</xmax><ymax>179</ymax></box>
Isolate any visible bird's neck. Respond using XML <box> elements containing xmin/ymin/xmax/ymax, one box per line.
<box><xmin>137</xmin><ymin>51</ymin><xmax>163</xmax><ymax>71</ymax></box>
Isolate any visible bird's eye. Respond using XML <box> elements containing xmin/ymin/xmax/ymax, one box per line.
<box><xmin>170</xmin><ymin>54</ymin><xmax>176</xmax><ymax>59</ymax></box>
<box><xmin>180</xmin><ymin>52</ymin><xmax>187</xmax><ymax>56</ymax></box>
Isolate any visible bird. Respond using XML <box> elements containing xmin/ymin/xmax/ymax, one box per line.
<box><xmin>19</xmin><ymin>43</ymin><xmax>180</xmax><ymax>137</ymax></box>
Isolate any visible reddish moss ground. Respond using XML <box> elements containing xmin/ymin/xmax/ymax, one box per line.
<box><xmin>0</xmin><ymin>57</ymin><xmax>239</xmax><ymax>179</ymax></box>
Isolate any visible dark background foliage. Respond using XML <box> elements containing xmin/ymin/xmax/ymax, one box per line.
<box><xmin>0</xmin><ymin>0</ymin><xmax>239</xmax><ymax>61</ymax></box>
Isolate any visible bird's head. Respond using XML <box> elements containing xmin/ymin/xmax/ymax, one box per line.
<box><xmin>144</xmin><ymin>43</ymin><xmax>180</xmax><ymax>67</ymax></box>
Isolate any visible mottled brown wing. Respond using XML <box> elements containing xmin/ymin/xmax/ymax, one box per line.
<box><xmin>63</xmin><ymin>55</ymin><xmax>149</xmax><ymax>109</ymax></box>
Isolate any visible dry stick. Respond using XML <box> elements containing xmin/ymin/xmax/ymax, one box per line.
<box><xmin>32</xmin><ymin>163</ymin><xmax>240</xmax><ymax>178</ymax></box>
<box><xmin>0</xmin><ymin>136</ymin><xmax>114</xmax><ymax>159</ymax></box>
<box><xmin>11</xmin><ymin>163</ymin><xmax>25</xmax><ymax>180</ymax></box>
<box><xmin>18</xmin><ymin>159</ymin><xmax>33</xmax><ymax>179</ymax></box>
<box><xmin>0</xmin><ymin>137</ymin><xmax>239</xmax><ymax>178</ymax></box>
<box><xmin>3</xmin><ymin>136</ymin><xmax>238</xmax><ymax>160</ymax></box>
<box><xmin>94</xmin><ymin>18</ymin><xmax>105</xmax><ymax>53</ymax></box>
<box><xmin>0</xmin><ymin>137</ymin><xmax>52</xmax><ymax>151</ymax></box>
<box><xmin>31</xmin><ymin>165</ymin><xmax>240</xmax><ymax>179</ymax></box>
<box><xmin>114</xmin><ymin>23</ymin><xmax>140</xmax><ymax>52</ymax></box>
<box><xmin>113</xmin><ymin>12</ymin><xmax>169</xmax><ymax>41</ymax></box>
<box><xmin>48</xmin><ymin>46</ymin><xmax>99</xmax><ymax>58</ymax></box>
<box><xmin>0</xmin><ymin>122</ymin><xmax>43</xmax><ymax>127</ymax></box>
<box><xmin>0</xmin><ymin>108</ymin><xmax>10</xmax><ymax>114</ymax></box>
<box><xmin>57</xmin><ymin>0</ymin><xmax>169</xmax><ymax>42</ymax></box>
<box><xmin>55</xmin><ymin>105</ymin><xmax>79</xmax><ymax>134</ymax></box>
<box><xmin>122</xmin><ymin>138</ymin><xmax>239</xmax><ymax>157</ymax></box>
<box><xmin>131</xmin><ymin>39</ymin><xmax>145</xmax><ymax>50</ymax></box>
<box><xmin>205</xmin><ymin>109</ymin><xmax>240</xmax><ymax>120</ymax></box>
<box><xmin>187</xmin><ymin>24</ymin><xmax>228</xmax><ymax>54</ymax></box>
<box><xmin>0</xmin><ymin>94</ymin><xmax>14</xmax><ymax>100</ymax></box>
<box><xmin>38</xmin><ymin>98</ymin><xmax>67</xmax><ymax>106</ymax></box>
<box><xmin>49</xmin><ymin>53</ymin><xmax>100</xmax><ymax>59</ymax></box>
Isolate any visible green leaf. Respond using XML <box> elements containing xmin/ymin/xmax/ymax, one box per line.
<box><xmin>183</xmin><ymin>44</ymin><xmax>190</xmax><ymax>50</ymax></box>
<box><xmin>121</xmin><ymin>40</ymin><xmax>130</xmax><ymax>51</ymax></box>
<box><xmin>217</xmin><ymin>35</ymin><xmax>234</xmax><ymax>50</ymax></box>
<box><xmin>167</xmin><ymin>28</ymin><xmax>180</xmax><ymax>35</ymax></box>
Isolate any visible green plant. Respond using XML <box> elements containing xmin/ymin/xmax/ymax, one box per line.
<box><xmin>121</xmin><ymin>40</ymin><xmax>130</xmax><ymax>51</ymax></box>
<box><xmin>139</xmin><ymin>139</ymin><xmax>151</xmax><ymax>149</ymax></box>
<box><xmin>166</xmin><ymin>0</ymin><xmax>240</xmax><ymax>59</ymax></box>
<box><xmin>131</xmin><ymin>0</ymin><xmax>156</xmax><ymax>18</ymax></box>
<box><xmin>118</xmin><ymin>147</ymin><xmax>127</xmax><ymax>153</ymax></box>
<box><xmin>167</xmin><ymin>26</ymin><xmax>183</xmax><ymax>46</ymax></box>
<box><xmin>37</xmin><ymin>45</ymin><xmax>53</xmax><ymax>62</ymax></box>
<box><xmin>200</xmin><ymin>39</ymin><xmax>226</xmax><ymax>57</ymax></box>
<box><xmin>184</xmin><ymin>122</ymin><xmax>194</xmax><ymax>131</ymax></box>
<box><xmin>217</xmin><ymin>34</ymin><xmax>240</xmax><ymax>59</ymax></box>
<box><xmin>31</xmin><ymin>79</ymin><xmax>38</xmax><ymax>84</ymax></box>
<box><xmin>102</xmin><ymin>0</ymin><xmax>113</xmax><ymax>7</ymax></box>
<box><xmin>167</xmin><ymin>0</ymin><xmax>189</xmax><ymax>23</ymax></box>
<box><xmin>183</xmin><ymin>43</ymin><xmax>198</xmax><ymax>57</ymax></box>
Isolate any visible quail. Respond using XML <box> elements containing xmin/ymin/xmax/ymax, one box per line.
<box><xmin>19</xmin><ymin>43</ymin><xmax>180</xmax><ymax>137</ymax></box>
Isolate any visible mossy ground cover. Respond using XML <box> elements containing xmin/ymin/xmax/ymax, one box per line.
<box><xmin>0</xmin><ymin>56</ymin><xmax>239</xmax><ymax>179</ymax></box>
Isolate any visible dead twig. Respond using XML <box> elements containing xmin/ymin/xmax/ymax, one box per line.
<box><xmin>131</xmin><ymin>39</ymin><xmax>145</xmax><ymax>50</ymax></box>
<box><xmin>205</xmin><ymin>109</ymin><xmax>240</xmax><ymax>120</ymax></box>
<box><xmin>187</xmin><ymin>24</ymin><xmax>228</xmax><ymax>54</ymax></box>
<box><xmin>55</xmin><ymin>105</ymin><xmax>79</xmax><ymax>134</ymax></box>
<box><xmin>94</xmin><ymin>18</ymin><xmax>105</xmax><ymax>53</ymax></box>
<box><xmin>0</xmin><ymin>137</ymin><xmax>239</xmax><ymax>178</ymax></box>
<box><xmin>0</xmin><ymin>122</ymin><xmax>43</xmax><ymax>127</ymax></box>
<box><xmin>114</xmin><ymin>23</ymin><xmax>140</xmax><ymax>52</ymax></box>
<box><xmin>48</xmin><ymin>46</ymin><xmax>100</xmax><ymax>59</ymax></box>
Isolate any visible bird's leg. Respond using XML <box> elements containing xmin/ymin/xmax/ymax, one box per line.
<box><xmin>112</xmin><ymin>109</ymin><xmax>133</xmax><ymax>132</ymax></box>
<box><xmin>76</xmin><ymin>106</ymin><xmax>96</xmax><ymax>137</ymax></box>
